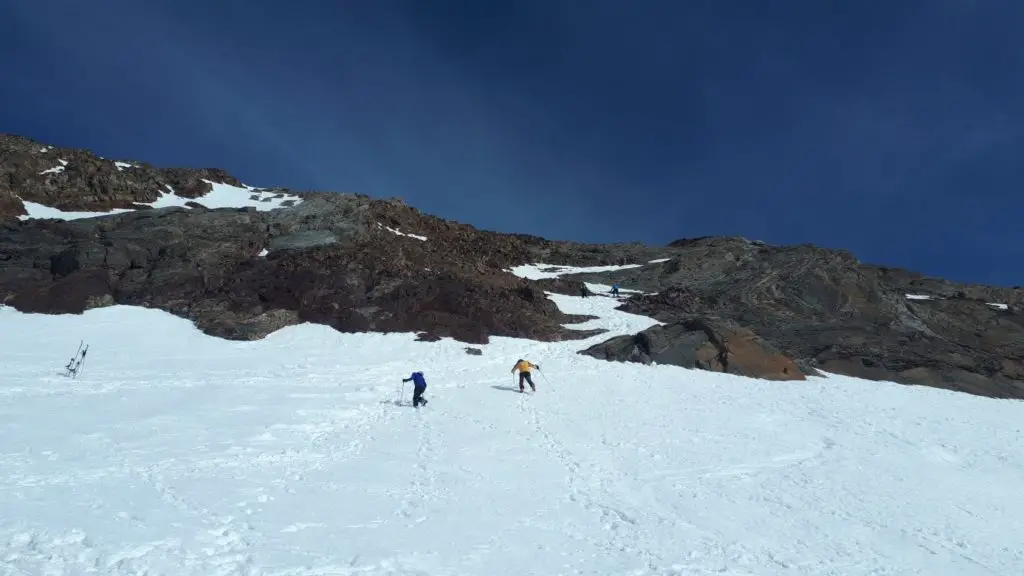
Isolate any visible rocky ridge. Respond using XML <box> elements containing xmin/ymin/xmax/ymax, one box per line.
<box><xmin>2</xmin><ymin>134</ymin><xmax>1022</xmax><ymax>400</ymax></box>
<box><xmin>568</xmin><ymin>238</ymin><xmax>1024</xmax><ymax>398</ymax></box>
<box><xmin>0</xmin><ymin>134</ymin><xmax>250</xmax><ymax>216</ymax></box>
<box><xmin>1</xmin><ymin>134</ymin><xmax>666</xmax><ymax>347</ymax></box>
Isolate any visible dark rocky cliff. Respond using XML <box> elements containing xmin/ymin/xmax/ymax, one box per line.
<box><xmin>568</xmin><ymin>238</ymin><xmax>1024</xmax><ymax>398</ymax></box>
<box><xmin>3</xmin><ymin>134</ymin><xmax>1022</xmax><ymax>399</ymax></box>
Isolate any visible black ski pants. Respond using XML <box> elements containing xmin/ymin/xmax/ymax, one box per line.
<box><xmin>413</xmin><ymin>383</ymin><xmax>427</xmax><ymax>407</ymax></box>
<box><xmin>518</xmin><ymin>371</ymin><xmax>535</xmax><ymax>391</ymax></box>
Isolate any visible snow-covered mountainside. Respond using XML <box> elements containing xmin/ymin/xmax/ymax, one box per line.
<box><xmin>2</xmin><ymin>263</ymin><xmax>1023</xmax><ymax>576</ymax></box>
<box><xmin>17</xmin><ymin>179</ymin><xmax>302</xmax><ymax>221</ymax></box>
<box><xmin>5</xmin><ymin>133</ymin><xmax>1024</xmax><ymax>398</ymax></box>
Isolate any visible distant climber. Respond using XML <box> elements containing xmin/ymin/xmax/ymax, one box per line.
<box><xmin>402</xmin><ymin>371</ymin><xmax>429</xmax><ymax>407</ymax></box>
<box><xmin>610</xmin><ymin>284</ymin><xmax>620</xmax><ymax>297</ymax></box>
<box><xmin>580</xmin><ymin>284</ymin><xmax>589</xmax><ymax>298</ymax></box>
<box><xmin>511</xmin><ymin>359</ymin><xmax>539</xmax><ymax>393</ymax></box>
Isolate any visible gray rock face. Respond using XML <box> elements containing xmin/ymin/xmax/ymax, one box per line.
<box><xmin>1</xmin><ymin>199</ymin><xmax>599</xmax><ymax>343</ymax></box>
<box><xmin>566</xmin><ymin>238</ymin><xmax>1024</xmax><ymax>398</ymax></box>
<box><xmin>580</xmin><ymin>319</ymin><xmax>805</xmax><ymax>381</ymax></box>
<box><xmin>268</xmin><ymin>230</ymin><xmax>340</xmax><ymax>252</ymax></box>
<box><xmin>0</xmin><ymin>139</ymin><xmax>605</xmax><ymax>344</ymax></box>
<box><xmin>582</xmin><ymin>324</ymin><xmax>709</xmax><ymax>366</ymax></box>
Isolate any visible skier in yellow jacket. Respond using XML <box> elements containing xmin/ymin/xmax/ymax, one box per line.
<box><xmin>511</xmin><ymin>359</ymin><xmax>539</xmax><ymax>393</ymax></box>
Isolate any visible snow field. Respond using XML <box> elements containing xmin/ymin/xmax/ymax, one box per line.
<box><xmin>38</xmin><ymin>159</ymin><xmax>68</xmax><ymax>175</ymax></box>
<box><xmin>146</xmin><ymin>181</ymin><xmax>303</xmax><ymax>212</ymax></box>
<box><xmin>17</xmin><ymin>179</ymin><xmax>303</xmax><ymax>222</ymax></box>
<box><xmin>906</xmin><ymin>293</ymin><xmax>1010</xmax><ymax>310</ymax></box>
<box><xmin>0</xmin><ymin>265</ymin><xmax>1022</xmax><ymax>575</ymax></box>
<box><xmin>17</xmin><ymin>202</ymin><xmax>135</xmax><ymax>221</ymax></box>
<box><xmin>508</xmin><ymin>263</ymin><xmax>645</xmax><ymax>280</ymax></box>
<box><xmin>376</xmin><ymin>223</ymin><xmax>427</xmax><ymax>242</ymax></box>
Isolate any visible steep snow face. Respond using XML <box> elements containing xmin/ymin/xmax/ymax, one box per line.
<box><xmin>509</xmin><ymin>262</ymin><xmax>657</xmax><ymax>296</ymax></box>
<box><xmin>16</xmin><ymin>179</ymin><xmax>303</xmax><ymax>221</ymax></box>
<box><xmin>1</xmin><ymin>265</ymin><xmax>1024</xmax><ymax>575</ymax></box>
<box><xmin>906</xmin><ymin>294</ymin><xmax>933</xmax><ymax>300</ymax></box>
<box><xmin>146</xmin><ymin>180</ymin><xmax>303</xmax><ymax>211</ymax></box>
<box><xmin>38</xmin><ymin>159</ymin><xmax>68</xmax><ymax>175</ymax></box>
<box><xmin>509</xmin><ymin>262</ymin><xmax>645</xmax><ymax>279</ymax></box>
<box><xmin>377</xmin><ymin>222</ymin><xmax>427</xmax><ymax>241</ymax></box>
<box><xmin>17</xmin><ymin>201</ymin><xmax>134</xmax><ymax>220</ymax></box>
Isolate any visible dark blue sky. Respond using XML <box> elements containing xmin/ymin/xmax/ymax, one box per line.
<box><xmin>3</xmin><ymin>1</ymin><xmax>1023</xmax><ymax>285</ymax></box>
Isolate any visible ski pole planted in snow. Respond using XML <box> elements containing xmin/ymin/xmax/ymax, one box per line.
<box><xmin>61</xmin><ymin>341</ymin><xmax>88</xmax><ymax>379</ymax></box>
<box><xmin>73</xmin><ymin>346</ymin><xmax>88</xmax><ymax>379</ymax></box>
<box><xmin>536</xmin><ymin>368</ymin><xmax>552</xmax><ymax>389</ymax></box>
<box><xmin>62</xmin><ymin>340</ymin><xmax>83</xmax><ymax>377</ymax></box>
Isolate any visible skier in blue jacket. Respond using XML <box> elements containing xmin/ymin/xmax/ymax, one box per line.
<box><xmin>402</xmin><ymin>371</ymin><xmax>429</xmax><ymax>407</ymax></box>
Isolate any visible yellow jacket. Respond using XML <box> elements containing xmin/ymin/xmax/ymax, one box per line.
<box><xmin>512</xmin><ymin>360</ymin><xmax>536</xmax><ymax>373</ymax></box>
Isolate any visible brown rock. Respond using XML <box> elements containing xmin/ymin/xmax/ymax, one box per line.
<box><xmin>711</xmin><ymin>326</ymin><xmax>804</xmax><ymax>381</ymax></box>
<box><xmin>579</xmin><ymin>318</ymin><xmax>805</xmax><ymax>381</ymax></box>
<box><xmin>0</xmin><ymin>134</ymin><xmax>245</xmax><ymax>220</ymax></box>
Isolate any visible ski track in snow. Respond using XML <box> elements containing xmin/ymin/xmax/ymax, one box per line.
<box><xmin>1</xmin><ymin>263</ymin><xmax>1024</xmax><ymax>575</ymax></box>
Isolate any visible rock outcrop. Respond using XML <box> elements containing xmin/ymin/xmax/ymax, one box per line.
<box><xmin>0</xmin><ymin>191</ymin><xmax>609</xmax><ymax>344</ymax></box>
<box><xmin>580</xmin><ymin>319</ymin><xmax>805</xmax><ymax>381</ymax></box>
<box><xmin>563</xmin><ymin>238</ymin><xmax>1024</xmax><ymax>399</ymax></box>
<box><xmin>0</xmin><ymin>134</ymin><xmax>244</xmax><ymax>218</ymax></box>
<box><xmin>3</xmin><ymin>133</ymin><xmax>1023</xmax><ymax>399</ymax></box>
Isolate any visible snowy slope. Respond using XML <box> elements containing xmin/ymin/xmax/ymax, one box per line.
<box><xmin>1</xmin><ymin>263</ymin><xmax>1024</xmax><ymax>576</ymax></box>
<box><xmin>17</xmin><ymin>179</ymin><xmax>303</xmax><ymax>221</ymax></box>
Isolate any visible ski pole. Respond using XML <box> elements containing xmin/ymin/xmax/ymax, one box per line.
<box><xmin>64</xmin><ymin>340</ymin><xmax>83</xmax><ymax>377</ymax></box>
<box><xmin>73</xmin><ymin>346</ymin><xmax>88</xmax><ymax>379</ymax></box>
<box><xmin>539</xmin><ymin>370</ymin><xmax>551</xmax><ymax>386</ymax></box>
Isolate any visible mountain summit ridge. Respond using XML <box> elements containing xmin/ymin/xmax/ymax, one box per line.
<box><xmin>2</xmin><ymin>133</ymin><xmax>1022</xmax><ymax>399</ymax></box>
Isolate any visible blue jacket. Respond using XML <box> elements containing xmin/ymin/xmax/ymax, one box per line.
<box><xmin>406</xmin><ymin>372</ymin><xmax>427</xmax><ymax>388</ymax></box>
